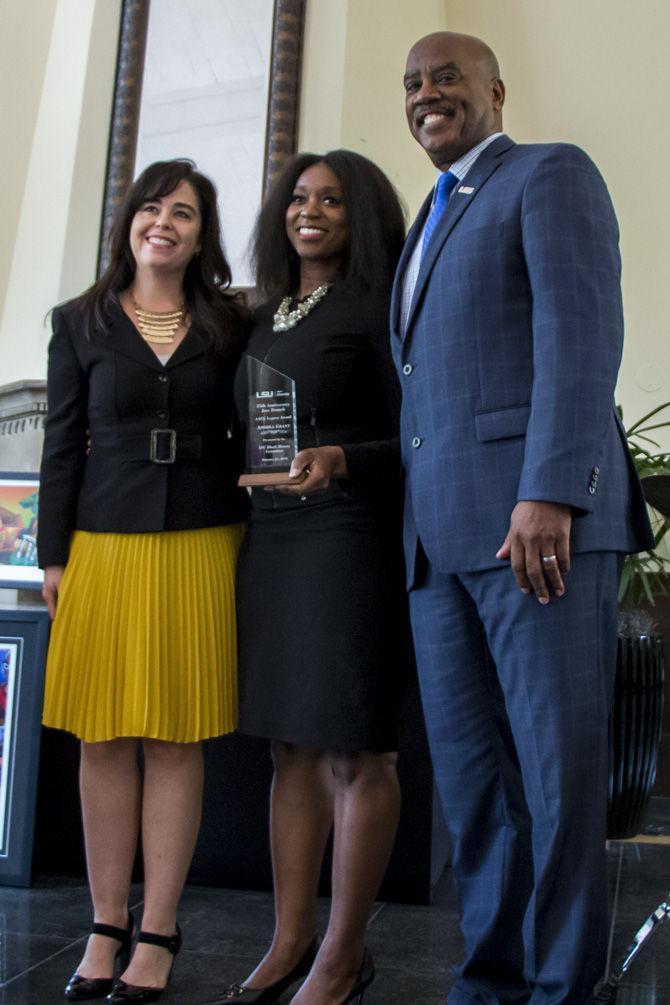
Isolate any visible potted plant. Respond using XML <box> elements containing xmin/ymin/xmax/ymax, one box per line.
<box><xmin>608</xmin><ymin>402</ymin><xmax>670</xmax><ymax>838</ymax></box>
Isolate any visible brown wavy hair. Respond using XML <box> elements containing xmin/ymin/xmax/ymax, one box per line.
<box><xmin>70</xmin><ymin>159</ymin><xmax>247</xmax><ymax>354</ymax></box>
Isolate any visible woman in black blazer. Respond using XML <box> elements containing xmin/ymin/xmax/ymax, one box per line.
<box><xmin>38</xmin><ymin>160</ymin><xmax>248</xmax><ymax>1003</ymax></box>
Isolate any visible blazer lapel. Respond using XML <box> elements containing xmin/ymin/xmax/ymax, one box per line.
<box><xmin>105</xmin><ymin>301</ymin><xmax>163</xmax><ymax>370</ymax></box>
<box><xmin>104</xmin><ymin>300</ymin><xmax>207</xmax><ymax>369</ymax></box>
<box><xmin>165</xmin><ymin>326</ymin><xmax>207</xmax><ymax>367</ymax></box>
<box><xmin>390</xmin><ymin>191</ymin><xmax>433</xmax><ymax>339</ymax></box>
<box><xmin>403</xmin><ymin>134</ymin><xmax>515</xmax><ymax>341</ymax></box>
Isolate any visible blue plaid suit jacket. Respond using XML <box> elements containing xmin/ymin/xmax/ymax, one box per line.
<box><xmin>391</xmin><ymin>135</ymin><xmax>653</xmax><ymax>583</ymax></box>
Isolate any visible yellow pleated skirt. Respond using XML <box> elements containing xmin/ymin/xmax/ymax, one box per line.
<box><xmin>42</xmin><ymin>524</ymin><xmax>245</xmax><ymax>743</ymax></box>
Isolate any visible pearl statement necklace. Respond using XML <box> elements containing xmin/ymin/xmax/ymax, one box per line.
<box><xmin>272</xmin><ymin>283</ymin><xmax>332</xmax><ymax>332</ymax></box>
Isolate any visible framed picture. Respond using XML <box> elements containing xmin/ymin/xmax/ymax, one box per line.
<box><xmin>0</xmin><ymin>473</ymin><xmax>42</xmax><ymax>591</ymax></box>
<box><xmin>99</xmin><ymin>0</ymin><xmax>306</xmax><ymax>284</ymax></box>
<box><xmin>0</xmin><ymin>607</ymin><xmax>50</xmax><ymax>886</ymax></box>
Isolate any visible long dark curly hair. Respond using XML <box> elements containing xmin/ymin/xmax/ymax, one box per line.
<box><xmin>252</xmin><ymin>149</ymin><xmax>406</xmax><ymax>301</ymax></box>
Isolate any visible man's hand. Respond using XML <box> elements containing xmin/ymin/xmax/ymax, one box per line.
<box><xmin>42</xmin><ymin>565</ymin><xmax>65</xmax><ymax>620</ymax></box>
<box><xmin>496</xmin><ymin>501</ymin><xmax>572</xmax><ymax>603</ymax></box>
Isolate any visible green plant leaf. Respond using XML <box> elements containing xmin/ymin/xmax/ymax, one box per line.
<box><xmin>618</xmin><ymin>563</ymin><xmax>631</xmax><ymax>604</ymax></box>
<box><xmin>632</xmin><ymin>433</ymin><xmax>662</xmax><ymax>448</ymax></box>
<box><xmin>615</xmin><ymin>402</ymin><xmax>670</xmax><ymax>610</ymax></box>
<box><xmin>626</xmin><ymin>401</ymin><xmax>670</xmax><ymax>436</ymax></box>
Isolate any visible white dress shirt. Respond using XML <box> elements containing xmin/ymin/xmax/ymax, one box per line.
<box><xmin>399</xmin><ymin>132</ymin><xmax>503</xmax><ymax>337</ymax></box>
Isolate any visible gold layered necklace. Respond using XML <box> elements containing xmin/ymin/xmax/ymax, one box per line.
<box><xmin>272</xmin><ymin>283</ymin><xmax>332</xmax><ymax>333</ymax></box>
<box><xmin>132</xmin><ymin>296</ymin><xmax>185</xmax><ymax>344</ymax></box>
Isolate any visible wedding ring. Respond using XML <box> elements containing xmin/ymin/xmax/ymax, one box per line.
<box><xmin>541</xmin><ymin>554</ymin><xmax>557</xmax><ymax>564</ymax></box>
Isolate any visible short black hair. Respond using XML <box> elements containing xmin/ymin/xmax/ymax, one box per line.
<box><xmin>252</xmin><ymin>149</ymin><xmax>406</xmax><ymax>301</ymax></box>
<box><xmin>71</xmin><ymin>159</ymin><xmax>246</xmax><ymax>353</ymax></box>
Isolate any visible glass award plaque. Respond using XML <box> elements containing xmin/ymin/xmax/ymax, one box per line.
<box><xmin>238</xmin><ymin>357</ymin><xmax>305</xmax><ymax>487</ymax></box>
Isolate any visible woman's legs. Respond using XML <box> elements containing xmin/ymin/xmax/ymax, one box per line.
<box><xmin>75</xmin><ymin>738</ymin><xmax>141</xmax><ymax>978</ymax></box>
<box><xmin>119</xmin><ymin>739</ymin><xmax>204</xmax><ymax>989</ymax></box>
<box><xmin>291</xmin><ymin>750</ymin><xmax>400</xmax><ymax>1005</ymax></box>
<box><xmin>242</xmin><ymin>742</ymin><xmax>334</xmax><ymax>988</ymax></box>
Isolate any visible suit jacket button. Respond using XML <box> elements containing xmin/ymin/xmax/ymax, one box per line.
<box><xmin>594</xmin><ymin>466</ymin><xmax>600</xmax><ymax>475</ymax></box>
<box><xmin>403</xmin><ymin>363</ymin><xmax>413</xmax><ymax>375</ymax></box>
<box><xmin>157</xmin><ymin>410</ymin><xmax>168</xmax><ymax>421</ymax></box>
<box><xmin>589</xmin><ymin>485</ymin><xmax>596</xmax><ymax>495</ymax></box>
<box><xmin>158</xmin><ymin>374</ymin><xmax>168</xmax><ymax>383</ymax></box>
<box><xmin>412</xmin><ymin>436</ymin><xmax>422</xmax><ymax>448</ymax></box>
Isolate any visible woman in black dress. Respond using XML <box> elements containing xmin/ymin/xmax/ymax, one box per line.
<box><xmin>210</xmin><ymin>151</ymin><xmax>407</xmax><ymax>1005</ymax></box>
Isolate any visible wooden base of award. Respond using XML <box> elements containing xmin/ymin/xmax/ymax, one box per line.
<box><xmin>238</xmin><ymin>470</ymin><xmax>307</xmax><ymax>488</ymax></box>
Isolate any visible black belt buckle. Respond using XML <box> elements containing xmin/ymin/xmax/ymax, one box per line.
<box><xmin>150</xmin><ymin>428</ymin><xmax>177</xmax><ymax>464</ymax></box>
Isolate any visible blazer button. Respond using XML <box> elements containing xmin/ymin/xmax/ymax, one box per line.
<box><xmin>411</xmin><ymin>436</ymin><xmax>422</xmax><ymax>448</ymax></box>
<box><xmin>157</xmin><ymin>410</ymin><xmax>168</xmax><ymax>421</ymax></box>
<box><xmin>158</xmin><ymin>374</ymin><xmax>168</xmax><ymax>383</ymax></box>
<box><xmin>403</xmin><ymin>363</ymin><xmax>413</xmax><ymax>375</ymax></box>
<box><xmin>588</xmin><ymin>485</ymin><xmax>596</xmax><ymax>495</ymax></box>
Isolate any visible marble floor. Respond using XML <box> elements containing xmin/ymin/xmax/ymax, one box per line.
<box><xmin>0</xmin><ymin>800</ymin><xmax>668</xmax><ymax>1004</ymax></box>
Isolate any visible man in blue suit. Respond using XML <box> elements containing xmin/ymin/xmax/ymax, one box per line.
<box><xmin>393</xmin><ymin>31</ymin><xmax>653</xmax><ymax>1004</ymax></box>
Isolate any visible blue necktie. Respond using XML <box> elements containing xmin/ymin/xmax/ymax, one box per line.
<box><xmin>421</xmin><ymin>171</ymin><xmax>459</xmax><ymax>257</ymax></box>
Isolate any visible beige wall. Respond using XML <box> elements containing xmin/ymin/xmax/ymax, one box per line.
<box><xmin>1</xmin><ymin>0</ymin><xmax>668</xmax><ymax>444</ymax></box>
<box><xmin>300</xmin><ymin>0</ymin><xmax>670</xmax><ymax>442</ymax></box>
<box><xmin>0</xmin><ymin>0</ymin><xmax>58</xmax><ymax>323</ymax></box>
<box><xmin>0</xmin><ymin>0</ymin><xmax>121</xmax><ymax>386</ymax></box>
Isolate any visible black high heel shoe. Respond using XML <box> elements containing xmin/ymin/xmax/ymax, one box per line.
<box><xmin>64</xmin><ymin>912</ymin><xmax>134</xmax><ymax>1000</ymax></box>
<box><xmin>106</xmin><ymin>925</ymin><xmax>181</xmax><ymax>1003</ymax></box>
<box><xmin>337</xmin><ymin>949</ymin><xmax>375</xmax><ymax>1005</ymax></box>
<box><xmin>204</xmin><ymin>934</ymin><xmax>320</xmax><ymax>1003</ymax></box>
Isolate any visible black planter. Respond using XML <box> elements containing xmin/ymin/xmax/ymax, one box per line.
<box><xmin>607</xmin><ymin>632</ymin><xmax>665</xmax><ymax>839</ymax></box>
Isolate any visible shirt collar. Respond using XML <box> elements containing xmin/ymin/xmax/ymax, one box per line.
<box><xmin>437</xmin><ymin>131</ymin><xmax>503</xmax><ymax>185</ymax></box>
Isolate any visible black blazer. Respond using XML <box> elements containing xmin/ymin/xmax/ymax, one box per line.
<box><xmin>38</xmin><ymin>299</ymin><xmax>249</xmax><ymax>568</ymax></box>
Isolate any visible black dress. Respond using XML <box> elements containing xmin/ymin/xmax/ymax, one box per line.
<box><xmin>235</xmin><ymin>284</ymin><xmax>409</xmax><ymax>751</ymax></box>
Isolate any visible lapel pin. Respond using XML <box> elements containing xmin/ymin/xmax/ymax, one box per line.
<box><xmin>458</xmin><ymin>186</ymin><xmax>475</xmax><ymax>194</ymax></box>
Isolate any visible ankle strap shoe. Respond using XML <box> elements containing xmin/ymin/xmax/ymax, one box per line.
<box><xmin>105</xmin><ymin>924</ymin><xmax>181</xmax><ymax>1003</ymax></box>
<box><xmin>64</xmin><ymin>911</ymin><xmax>134</xmax><ymax>1000</ymax></box>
